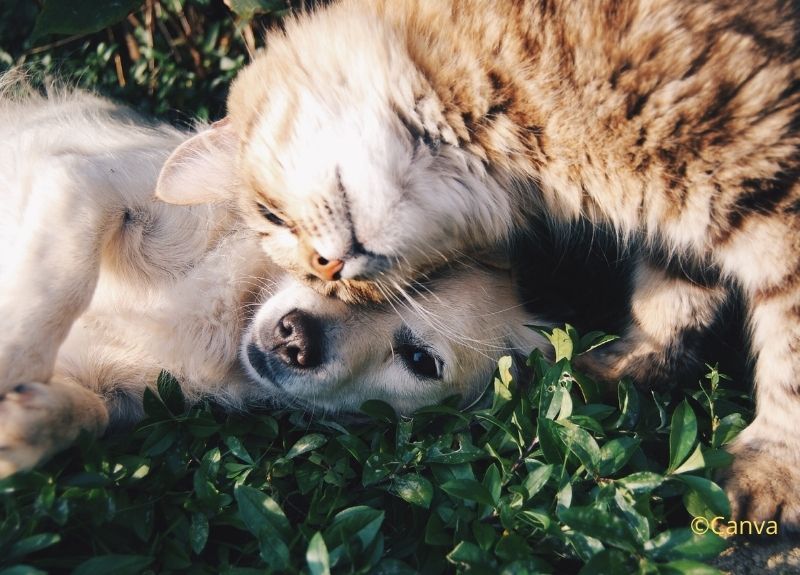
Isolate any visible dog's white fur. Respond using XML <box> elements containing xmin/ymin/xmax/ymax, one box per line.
<box><xmin>0</xmin><ymin>79</ymin><xmax>543</xmax><ymax>476</ymax></box>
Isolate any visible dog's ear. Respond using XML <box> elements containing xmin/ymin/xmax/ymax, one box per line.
<box><xmin>472</xmin><ymin>246</ymin><xmax>512</xmax><ymax>272</ymax></box>
<box><xmin>155</xmin><ymin>118</ymin><xmax>237</xmax><ymax>205</ymax></box>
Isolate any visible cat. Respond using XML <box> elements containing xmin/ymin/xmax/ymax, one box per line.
<box><xmin>0</xmin><ymin>76</ymin><xmax>543</xmax><ymax>475</ymax></box>
<box><xmin>156</xmin><ymin>0</ymin><xmax>800</xmax><ymax>527</ymax></box>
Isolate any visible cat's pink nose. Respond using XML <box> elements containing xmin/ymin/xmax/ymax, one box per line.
<box><xmin>310</xmin><ymin>253</ymin><xmax>344</xmax><ymax>281</ymax></box>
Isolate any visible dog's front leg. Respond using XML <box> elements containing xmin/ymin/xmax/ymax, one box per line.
<box><xmin>0</xmin><ymin>157</ymin><xmax>119</xmax><ymax>474</ymax></box>
<box><xmin>0</xmin><ymin>158</ymin><xmax>113</xmax><ymax>386</ymax></box>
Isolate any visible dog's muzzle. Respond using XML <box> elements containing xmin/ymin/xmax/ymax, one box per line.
<box><xmin>247</xmin><ymin>309</ymin><xmax>324</xmax><ymax>385</ymax></box>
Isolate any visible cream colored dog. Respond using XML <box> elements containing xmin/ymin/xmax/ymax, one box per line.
<box><xmin>0</xmin><ymin>79</ymin><xmax>543</xmax><ymax>476</ymax></box>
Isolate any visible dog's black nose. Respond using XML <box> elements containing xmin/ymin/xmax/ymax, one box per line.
<box><xmin>266</xmin><ymin>309</ymin><xmax>323</xmax><ymax>369</ymax></box>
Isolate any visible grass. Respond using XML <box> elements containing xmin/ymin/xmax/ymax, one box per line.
<box><xmin>0</xmin><ymin>327</ymin><xmax>753</xmax><ymax>574</ymax></box>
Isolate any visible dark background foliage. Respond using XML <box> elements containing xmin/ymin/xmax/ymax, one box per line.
<box><xmin>1</xmin><ymin>0</ymin><xmax>316</xmax><ymax>122</ymax></box>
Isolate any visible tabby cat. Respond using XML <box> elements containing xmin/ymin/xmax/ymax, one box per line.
<box><xmin>157</xmin><ymin>0</ymin><xmax>800</xmax><ymax>527</ymax></box>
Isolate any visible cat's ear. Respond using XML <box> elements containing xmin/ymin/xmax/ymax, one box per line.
<box><xmin>156</xmin><ymin>117</ymin><xmax>238</xmax><ymax>205</ymax></box>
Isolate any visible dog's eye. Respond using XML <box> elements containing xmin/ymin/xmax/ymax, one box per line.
<box><xmin>397</xmin><ymin>343</ymin><xmax>443</xmax><ymax>380</ymax></box>
<box><xmin>257</xmin><ymin>203</ymin><xmax>286</xmax><ymax>227</ymax></box>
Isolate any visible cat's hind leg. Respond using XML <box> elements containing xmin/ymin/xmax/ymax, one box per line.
<box><xmin>717</xmin><ymin>215</ymin><xmax>800</xmax><ymax>530</ymax></box>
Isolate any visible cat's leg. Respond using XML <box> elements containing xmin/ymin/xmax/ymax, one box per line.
<box><xmin>576</xmin><ymin>258</ymin><xmax>727</xmax><ymax>389</ymax></box>
<box><xmin>716</xmin><ymin>216</ymin><xmax>800</xmax><ymax>529</ymax></box>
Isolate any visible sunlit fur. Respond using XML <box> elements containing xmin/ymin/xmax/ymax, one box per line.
<box><xmin>158</xmin><ymin>0</ymin><xmax>800</xmax><ymax>526</ymax></box>
<box><xmin>0</xmin><ymin>79</ymin><xmax>543</xmax><ymax>475</ymax></box>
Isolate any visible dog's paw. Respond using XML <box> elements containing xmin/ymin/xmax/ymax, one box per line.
<box><xmin>0</xmin><ymin>381</ymin><xmax>107</xmax><ymax>478</ymax></box>
<box><xmin>0</xmin><ymin>382</ymin><xmax>59</xmax><ymax>477</ymax></box>
<box><xmin>722</xmin><ymin>439</ymin><xmax>800</xmax><ymax>532</ymax></box>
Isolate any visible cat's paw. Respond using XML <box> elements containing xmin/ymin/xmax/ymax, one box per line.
<box><xmin>722</xmin><ymin>438</ymin><xmax>800</xmax><ymax>532</ymax></box>
<box><xmin>574</xmin><ymin>337</ymin><xmax>699</xmax><ymax>391</ymax></box>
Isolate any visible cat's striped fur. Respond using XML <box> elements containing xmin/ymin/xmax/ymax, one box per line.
<box><xmin>157</xmin><ymin>0</ymin><xmax>800</xmax><ymax>528</ymax></box>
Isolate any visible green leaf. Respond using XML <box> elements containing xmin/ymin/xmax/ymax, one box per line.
<box><xmin>483</xmin><ymin>464</ymin><xmax>502</xmax><ymax>504</ymax></box>
<box><xmin>672</xmin><ymin>445</ymin><xmax>732</xmax><ymax>475</ymax></box>
<box><xmin>644</xmin><ymin>528</ymin><xmax>728</xmax><ymax>562</ymax></box>
<box><xmin>425</xmin><ymin>438</ymin><xmax>487</xmax><ymax>464</ymax></box>
<box><xmin>677</xmin><ymin>475</ymin><xmax>731</xmax><ymax>518</ymax></box>
<box><xmin>234</xmin><ymin>485</ymin><xmax>291</xmax><ymax>539</ymax></box>
<box><xmin>713</xmin><ymin>413</ymin><xmax>747</xmax><ymax>448</ymax></box>
<box><xmin>286</xmin><ymin>433</ymin><xmax>327</xmax><ymax>459</ymax></box>
<box><xmin>336</xmin><ymin>434</ymin><xmax>369</xmax><ymax>463</ymax></box>
<box><xmin>225</xmin><ymin>436</ymin><xmax>254</xmax><ymax>465</ymax></box>
<box><xmin>142</xmin><ymin>386</ymin><xmax>172</xmax><ymax>420</ymax></box>
<box><xmin>599</xmin><ymin>437</ymin><xmax>641</xmax><ymax>476</ymax></box>
<box><xmin>566</xmin><ymin>531</ymin><xmax>605</xmax><ymax>562</ymax></box>
<box><xmin>522</xmin><ymin>462</ymin><xmax>553</xmax><ymax>499</ymax></box>
<box><xmin>559</xmin><ymin>506</ymin><xmax>638</xmax><ymax>552</ymax></box>
<box><xmin>360</xmin><ymin>400</ymin><xmax>397</xmax><ymax>423</ymax></box>
<box><xmin>546</xmin><ymin>327</ymin><xmax>574</xmax><ymax>361</ymax></box>
<box><xmin>156</xmin><ymin>371</ymin><xmax>185</xmax><ymax>414</ymax></box>
<box><xmin>306</xmin><ymin>532</ymin><xmax>331</xmax><ymax>575</ymax></box>
<box><xmin>616</xmin><ymin>471</ymin><xmax>664</xmax><ymax>495</ymax></box>
<box><xmin>190</xmin><ymin>512</ymin><xmax>209</xmax><ymax>555</ymax></box>
<box><xmin>578</xmin><ymin>549</ymin><xmax>631</xmax><ymax>575</ymax></box>
<box><xmin>440</xmin><ymin>479</ymin><xmax>496</xmax><ymax>507</ymax></box>
<box><xmin>538</xmin><ymin>418</ymin><xmax>566</xmax><ymax>465</ymax></box>
<box><xmin>391</xmin><ymin>474</ymin><xmax>433</xmax><ymax>509</ymax></box>
<box><xmin>554</xmin><ymin>421</ymin><xmax>601</xmax><ymax>476</ymax></box>
<box><xmin>32</xmin><ymin>0</ymin><xmax>144</xmax><ymax>41</ymax></box>
<box><xmin>495</xmin><ymin>533</ymin><xmax>533</xmax><ymax>562</ymax></box>
<box><xmin>324</xmin><ymin>506</ymin><xmax>385</xmax><ymax>567</ymax></box>
<box><xmin>612</xmin><ymin>380</ymin><xmax>641</xmax><ymax>429</ymax></box>
<box><xmin>446</xmin><ymin>541</ymin><xmax>495</xmax><ymax>569</ymax></box>
<box><xmin>7</xmin><ymin>533</ymin><xmax>61</xmax><ymax>561</ymax></box>
<box><xmin>72</xmin><ymin>555</ymin><xmax>153</xmax><ymax>575</ymax></box>
<box><xmin>577</xmin><ymin>331</ymin><xmax>620</xmax><ymax>355</ymax></box>
<box><xmin>471</xmin><ymin>521</ymin><xmax>496</xmax><ymax>551</ymax></box>
<box><xmin>668</xmin><ymin>401</ymin><xmax>698</xmax><ymax>472</ymax></box>
<box><xmin>234</xmin><ymin>485</ymin><xmax>293</xmax><ymax>569</ymax></box>
<box><xmin>614</xmin><ymin>488</ymin><xmax>650</xmax><ymax>543</ymax></box>
<box><xmin>424</xmin><ymin>513</ymin><xmax>451</xmax><ymax>547</ymax></box>
<box><xmin>497</xmin><ymin>355</ymin><xmax>514</xmax><ymax>388</ymax></box>
<box><xmin>362</xmin><ymin>452</ymin><xmax>395</xmax><ymax>486</ymax></box>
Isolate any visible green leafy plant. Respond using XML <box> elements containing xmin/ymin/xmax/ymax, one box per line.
<box><xmin>0</xmin><ymin>327</ymin><xmax>752</xmax><ymax>574</ymax></box>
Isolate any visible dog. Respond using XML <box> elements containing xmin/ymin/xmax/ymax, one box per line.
<box><xmin>0</xmin><ymin>77</ymin><xmax>544</xmax><ymax>476</ymax></box>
